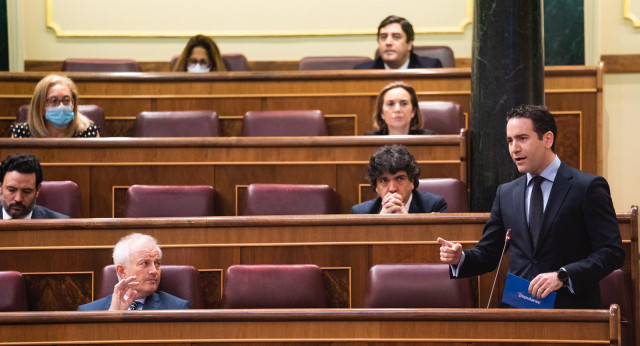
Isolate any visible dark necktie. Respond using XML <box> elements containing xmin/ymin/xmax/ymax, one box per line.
<box><xmin>529</xmin><ymin>176</ymin><xmax>544</xmax><ymax>246</ymax></box>
<box><xmin>128</xmin><ymin>301</ymin><xmax>142</xmax><ymax>310</ymax></box>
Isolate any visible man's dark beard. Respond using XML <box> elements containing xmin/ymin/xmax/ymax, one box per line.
<box><xmin>3</xmin><ymin>201</ymin><xmax>34</xmax><ymax>218</ymax></box>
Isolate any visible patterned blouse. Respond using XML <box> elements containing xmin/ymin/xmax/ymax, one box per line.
<box><xmin>10</xmin><ymin>123</ymin><xmax>100</xmax><ymax>138</ymax></box>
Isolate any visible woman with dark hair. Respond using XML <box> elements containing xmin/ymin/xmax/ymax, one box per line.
<box><xmin>172</xmin><ymin>34</ymin><xmax>226</xmax><ymax>72</ymax></box>
<box><xmin>366</xmin><ymin>81</ymin><xmax>434</xmax><ymax>135</ymax></box>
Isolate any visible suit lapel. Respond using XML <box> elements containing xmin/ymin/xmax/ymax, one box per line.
<box><xmin>512</xmin><ymin>176</ymin><xmax>534</xmax><ymax>254</ymax></box>
<box><xmin>143</xmin><ymin>292</ymin><xmax>160</xmax><ymax>310</ymax></box>
<box><xmin>370</xmin><ymin>198</ymin><xmax>383</xmax><ymax>214</ymax></box>
<box><xmin>102</xmin><ymin>296</ymin><xmax>113</xmax><ymax>310</ymax></box>
<box><xmin>408</xmin><ymin>191</ymin><xmax>422</xmax><ymax>213</ymax></box>
<box><xmin>31</xmin><ymin>206</ymin><xmax>44</xmax><ymax>219</ymax></box>
<box><xmin>535</xmin><ymin>163</ymin><xmax>573</xmax><ymax>252</ymax></box>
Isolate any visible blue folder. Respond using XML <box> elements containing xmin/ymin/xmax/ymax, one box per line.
<box><xmin>501</xmin><ymin>273</ymin><xmax>556</xmax><ymax>309</ymax></box>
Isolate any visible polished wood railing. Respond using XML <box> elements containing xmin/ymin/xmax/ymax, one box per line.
<box><xmin>0</xmin><ymin>135</ymin><xmax>467</xmax><ymax>217</ymax></box>
<box><xmin>1</xmin><ymin>209</ymin><xmax>635</xmax><ymax>318</ymax></box>
<box><xmin>0</xmin><ymin>65</ymin><xmax>603</xmax><ymax>174</ymax></box>
<box><xmin>0</xmin><ymin>307</ymin><xmax>621</xmax><ymax>345</ymax></box>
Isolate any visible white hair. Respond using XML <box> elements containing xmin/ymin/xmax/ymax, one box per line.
<box><xmin>112</xmin><ymin>233</ymin><xmax>162</xmax><ymax>280</ymax></box>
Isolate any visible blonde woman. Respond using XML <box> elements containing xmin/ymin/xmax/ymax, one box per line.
<box><xmin>11</xmin><ymin>74</ymin><xmax>99</xmax><ymax>138</ymax></box>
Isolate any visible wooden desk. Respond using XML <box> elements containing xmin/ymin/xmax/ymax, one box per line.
<box><xmin>0</xmin><ymin>308</ymin><xmax>621</xmax><ymax>345</ymax></box>
<box><xmin>0</xmin><ymin>135</ymin><xmax>467</xmax><ymax>217</ymax></box>
<box><xmin>1</xmin><ymin>210</ymin><xmax>635</xmax><ymax>316</ymax></box>
<box><xmin>0</xmin><ymin>65</ymin><xmax>603</xmax><ymax>174</ymax></box>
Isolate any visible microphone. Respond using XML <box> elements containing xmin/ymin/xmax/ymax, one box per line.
<box><xmin>486</xmin><ymin>228</ymin><xmax>512</xmax><ymax>308</ymax></box>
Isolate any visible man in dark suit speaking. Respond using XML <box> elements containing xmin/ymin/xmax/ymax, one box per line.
<box><xmin>0</xmin><ymin>153</ymin><xmax>68</xmax><ymax>219</ymax></box>
<box><xmin>438</xmin><ymin>104</ymin><xmax>624</xmax><ymax>308</ymax></box>
<box><xmin>352</xmin><ymin>144</ymin><xmax>447</xmax><ymax>214</ymax></box>
<box><xmin>354</xmin><ymin>15</ymin><xmax>442</xmax><ymax>70</ymax></box>
<box><xmin>78</xmin><ymin>233</ymin><xmax>190</xmax><ymax>311</ymax></box>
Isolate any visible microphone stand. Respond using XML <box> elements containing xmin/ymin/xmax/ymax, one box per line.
<box><xmin>486</xmin><ymin>228</ymin><xmax>511</xmax><ymax>308</ymax></box>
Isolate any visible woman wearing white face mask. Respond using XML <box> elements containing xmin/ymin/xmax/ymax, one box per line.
<box><xmin>172</xmin><ymin>35</ymin><xmax>226</xmax><ymax>73</ymax></box>
<box><xmin>10</xmin><ymin>74</ymin><xmax>99</xmax><ymax>138</ymax></box>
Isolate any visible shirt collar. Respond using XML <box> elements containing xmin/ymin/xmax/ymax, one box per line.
<box><xmin>384</xmin><ymin>57</ymin><xmax>410</xmax><ymax>70</ymax></box>
<box><xmin>527</xmin><ymin>155</ymin><xmax>561</xmax><ymax>185</ymax></box>
<box><xmin>403</xmin><ymin>192</ymin><xmax>413</xmax><ymax>212</ymax></box>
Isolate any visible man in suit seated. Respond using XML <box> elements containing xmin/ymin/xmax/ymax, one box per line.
<box><xmin>352</xmin><ymin>144</ymin><xmax>447</xmax><ymax>214</ymax></box>
<box><xmin>354</xmin><ymin>15</ymin><xmax>443</xmax><ymax>70</ymax></box>
<box><xmin>438</xmin><ymin>104</ymin><xmax>624</xmax><ymax>308</ymax></box>
<box><xmin>78</xmin><ymin>233</ymin><xmax>190</xmax><ymax>311</ymax></box>
<box><xmin>1</xmin><ymin>153</ymin><xmax>68</xmax><ymax>219</ymax></box>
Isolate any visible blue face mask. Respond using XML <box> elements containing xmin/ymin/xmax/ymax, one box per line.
<box><xmin>45</xmin><ymin>106</ymin><xmax>75</xmax><ymax>128</ymax></box>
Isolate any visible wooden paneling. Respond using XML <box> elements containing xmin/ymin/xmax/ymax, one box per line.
<box><xmin>23</xmin><ymin>57</ymin><xmax>473</xmax><ymax>72</ymax></box>
<box><xmin>23</xmin><ymin>272</ymin><xmax>93</xmax><ymax>311</ymax></box>
<box><xmin>0</xmin><ymin>66</ymin><xmax>602</xmax><ymax>174</ymax></box>
<box><xmin>323</xmin><ymin>268</ymin><xmax>351</xmax><ymax>308</ymax></box>
<box><xmin>0</xmin><ymin>308</ymin><xmax>619</xmax><ymax>345</ymax></box>
<box><xmin>601</xmin><ymin>54</ymin><xmax>640</xmax><ymax>74</ymax></box>
<box><xmin>0</xmin><ymin>209</ymin><xmax>635</xmax><ymax>317</ymax></box>
<box><xmin>0</xmin><ymin>136</ymin><xmax>466</xmax><ymax>217</ymax></box>
<box><xmin>553</xmin><ymin>111</ymin><xmax>582</xmax><ymax>170</ymax></box>
<box><xmin>199</xmin><ymin>269</ymin><xmax>222</xmax><ymax>309</ymax></box>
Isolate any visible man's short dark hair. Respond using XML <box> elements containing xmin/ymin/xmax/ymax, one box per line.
<box><xmin>506</xmin><ymin>104</ymin><xmax>557</xmax><ymax>152</ymax></box>
<box><xmin>378</xmin><ymin>15</ymin><xmax>415</xmax><ymax>43</ymax></box>
<box><xmin>367</xmin><ymin>145</ymin><xmax>420</xmax><ymax>190</ymax></box>
<box><xmin>0</xmin><ymin>153</ymin><xmax>43</xmax><ymax>187</ymax></box>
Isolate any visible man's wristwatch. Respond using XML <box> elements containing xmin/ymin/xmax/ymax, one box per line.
<box><xmin>557</xmin><ymin>269</ymin><xmax>569</xmax><ymax>287</ymax></box>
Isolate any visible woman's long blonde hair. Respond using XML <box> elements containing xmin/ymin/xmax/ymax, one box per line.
<box><xmin>27</xmin><ymin>74</ymin><xmax>93</xmax><ymax>137</ymax></box>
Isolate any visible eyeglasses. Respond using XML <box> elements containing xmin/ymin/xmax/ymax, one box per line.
<box><xmin>187</xmin><ymin>58</ymin><xmax>211</xmax><ymax>66</ymax></box>
<box><xmin>45</xmin><ymin>97</ymin><xmax>73</xmax><ymax>107</ymax></box>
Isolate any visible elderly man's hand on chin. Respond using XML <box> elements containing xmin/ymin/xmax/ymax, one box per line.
<box><xmin>108</xmin><ymin>276</ymin><xmax>140</xmax><ymax>311</ymax></box>
<box><xmin>380</xmin><ymin>192</ymin><xmax>408</xmax><ymax>214</ymax></box>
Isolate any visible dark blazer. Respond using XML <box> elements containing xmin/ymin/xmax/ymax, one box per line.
<box><xmin>456</xmin><ymin>163</ymin><xmax>624</xmax><ymax>308</ymax></box>
<box><xmin>1</xmin><ymin>205</ymin><xmax>69</xmax><ymax>219</ymax></box>
<box><xmin>354</xmin><ymin>52</ymin><xmax>443</xmax><ymax>69</ymax></box>
<box><xmin>365</xmin><ymin>128</ymin><xmax>435</xmax><ymax>135</ymax></box>
<box><xmin>77</xmin><ymin>290</ymin><xmax>190</xmax><ymax>311</ymax></box>
<box><xmin>351</xmin><ymin>190</ymin><xmax>447</xmax><ymax>214</ymax></box>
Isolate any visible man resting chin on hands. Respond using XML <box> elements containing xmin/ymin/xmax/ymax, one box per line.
<box><xmin>351</xmin><ymin>144</ymin><xmax>447</xmax><ymax>214</ymax></box>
